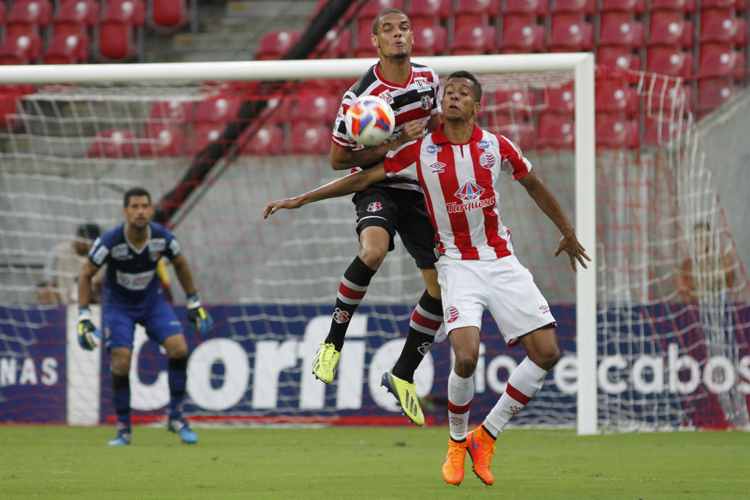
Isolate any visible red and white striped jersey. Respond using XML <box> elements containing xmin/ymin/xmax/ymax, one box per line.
<box><xmin>383</xmin><ymin>124</ymin><xmax>532</xmax><ymax>260</ymax></box>
<box><xmin>332</xmin><ymin>62</ymin><xmax>440</xmax><ymax>191</ymax></box>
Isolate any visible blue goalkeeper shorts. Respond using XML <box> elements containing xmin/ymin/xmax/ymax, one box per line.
<box><xmin>102</xmin><ymin>296</ymin><xmax>183</xmax><ymax>351</ymax></box>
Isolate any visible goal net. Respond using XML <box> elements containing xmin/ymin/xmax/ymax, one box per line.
<box><xmin>0</xmin><ymin>56</ymin><xmax>748</xmax><ymax>432</ymax></box>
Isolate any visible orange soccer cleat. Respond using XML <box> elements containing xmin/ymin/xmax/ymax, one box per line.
<box><xmin>441</xmin><ymin>438</ymin><xmax>467</xmax><ymax>486</ymax></box>
<box><xmin>466</xmin><ymin>426</ymin><xmax>497</xmax><ymax>485</ymax></box>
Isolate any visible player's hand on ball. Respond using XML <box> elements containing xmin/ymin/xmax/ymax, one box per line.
<box><xmin>263</xmin><ymin>198</ymin><xmax>302</xmax><ymax>219</ymax></box>
<box><xmin>187</xmin><ymin>294</ymin><xmax>214</xmax><ymax>334</ymax></box>
<box><xmin>77</xmin><ymin>308</ymin><xmax>102</xmax><ymax>350</ymax></box>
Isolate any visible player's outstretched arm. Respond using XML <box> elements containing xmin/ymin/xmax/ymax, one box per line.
<box><xmin>263</xmin><ymin>165</ymin><xmax>387</xmax><ymax>219</ymax></box>
<box><xmin>518</xmin><ymin>170</ymin><xmax>591</xmax><ymax>272</ymax></box>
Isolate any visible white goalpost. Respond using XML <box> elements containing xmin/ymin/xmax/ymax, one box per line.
<box><xmin>2</xmin><ymin>54</ymin><xmax>747</xmax><ymax>433</ymax></box>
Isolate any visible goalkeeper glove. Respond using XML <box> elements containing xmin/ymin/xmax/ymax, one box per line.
<box><xmin>187</xmin><ymin>294</ymin><xmax>214</xmax><ymax>334</ymax></box>
<box><xmin>77</xmin><ymin>307</ymin><xmax>102</xmax><ymax>351</ymax></box>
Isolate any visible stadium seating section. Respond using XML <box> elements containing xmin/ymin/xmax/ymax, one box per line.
<box><xmin>2</xmin><ymin>0</ymin><xmax>750</xmax><ymax>152</ymax></box>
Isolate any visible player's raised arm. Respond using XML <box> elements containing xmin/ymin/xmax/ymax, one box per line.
<box><xmin>517</xmin><ymin>170</ymin><xmax>591</xmax><ymax>272</ymax></box>
<box><xmin>329</xmin><ymin>120</ymin><xmax>427</xmax><ymax>171</ymax></box>
<box><xmin>263</xmin><ymin>164</ymin><xmax>388</xmax><ymax>219</ymax></box>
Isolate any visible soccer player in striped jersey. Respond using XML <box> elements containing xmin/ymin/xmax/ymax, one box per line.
<box><xmin>314</xmin><ymin>8</ymin><xmax>444</xmax><ymax>426</ymax></box>
<box><xmin>77</xmin><ymin>187</ymin><xmax>213</xmax><ymax>446</ymax></box>
<box><xmin>264</xmin><ymin>71</ymin><xmax>590</xmax><ymax>485</ymax></box>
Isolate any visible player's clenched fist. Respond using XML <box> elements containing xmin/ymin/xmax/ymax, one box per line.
<box><xmin>77</xmin><ymin>307</ymin><xmax>102</xmax><ymax>350</ymax></box>
<box><xmin>187</xmin><ymin>294</ymin><xmax>214</xmax><ymax>334</ymax></box>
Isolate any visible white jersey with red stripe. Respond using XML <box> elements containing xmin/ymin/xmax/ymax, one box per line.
<box><xmin>332</xmin><ymin>62</ymin><xmax>440</xmax><ymax>191</ymax></box>
<box><xmin>383</xmin><ymin>124</ymin><xmax>532</xmax><ymax>260</ymax></box>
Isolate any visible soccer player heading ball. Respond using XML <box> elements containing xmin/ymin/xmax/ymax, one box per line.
<box><xmin>77</xmin><ymin>187</ymin><xmax>214</xmax><ymax>446</ymax></box>
<box><xmin>264</xmin><ymin>71</ymin><xmax>590</xmax><ymax>486</ymax></box>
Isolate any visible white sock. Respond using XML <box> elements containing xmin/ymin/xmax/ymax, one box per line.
<box><xmin>447</xmin><ymin>370</ymin><xmax>474</xmax><ymax>441</ymax></box>
<box><xmin>484</xmin><ymin>357</ymin><xmax>547</xmax><ymax>435</ymax></box>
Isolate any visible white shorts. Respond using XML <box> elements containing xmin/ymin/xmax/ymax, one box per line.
<box><xmin>436</xmin><ymin>255</ymin><xmax>556</xmax><ymax>345</ymax></box>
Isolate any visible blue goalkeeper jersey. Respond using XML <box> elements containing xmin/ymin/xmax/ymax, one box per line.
<box><xmin>88</xmin><ymin>222</ymin><xmax>180</xmax><ymax>306</ymax></box>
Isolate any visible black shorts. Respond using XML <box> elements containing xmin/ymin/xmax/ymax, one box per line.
<box><xmin>352</xmin><ymin>185</ymin><xmax>437</xmax><ymax>270</ymax></box>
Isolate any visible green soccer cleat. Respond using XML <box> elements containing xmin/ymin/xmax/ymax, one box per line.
<box><xmin>312</xmin><ymin>342</ymin><xmax>341</xmax><ymax>384</ymax></box>
<box><xmin>381</xmin><ymin>369</ymin><xmax>424</xmax><ymax>426</ymax></box>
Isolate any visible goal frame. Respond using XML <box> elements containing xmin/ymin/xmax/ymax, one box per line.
<box><xmin>0</xmin><ymin>53</ymin><xmax>597</xmax><ymax>434</ymax></box>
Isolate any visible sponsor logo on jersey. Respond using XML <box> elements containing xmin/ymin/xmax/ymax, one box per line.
<box><xmin>446</xmin><ymin>195</ymin><xmax>496</xmax><ymax>214</ymax></box>
<box><xmin>426</xmin><ymin>144</ymin><xmax>441</xmax><ymax>155</ymax></box>
<box><xmin>479</xmin><ymin>152</ymin><xmax>496</xmax><ymax>169</ymax></box>
<box><xmin>149</xmin><ymin>239</ymin><xmax>166</xmax><ymax>252</ymax></box>
<box><xmin>333</xmin><ymin>308</ymin><xmax>350</xmax><ymax>324</ymax></box>
<box><xmin>414</xmin><ymin>76</ymin><xmax>430</xmax><ymax>91</ymax></box>
<box><xmin>420</xmin><ymin>95</ymin><xmax>432</xmax><ymax>110</ymax></box>
<box><xmin>149</xmin><ymin>251</ymin><xmax>161</xmax><ymax>262</ymax></box>
<box><xmin>427</xmin><ymin>161</ymin><xmax>446</xmax><ymax>173</ymax></box>
<box><xmin>111</xmin><ymin>244</ymin><xmax>128</xmax><ymax>259</ymax></box>
<box><xmin>115</xmin><ymin>270</ymin><xmax>155</xmax><ymax>291</ymax></box>
<box><xmin>378</xmin><ymin>90</ymin><xmax>393</xmax><ymax>104</ymax></box>
<box><xmin>478</xmin><ymin>140</ymin><xmax>492</xmax><ymax>149</ymax></box>
<box><xmin>445</xmin><ymin>306</ymin><xmax>459</xmax><ymax>323</ymax></box>
<box><xmin>455</xmin><ymin>181</ymin><xmax>485</xmax><ymax>202</ymax></box>
<box><xmin>367</xmin><ymin>202</ymin><xmax>383</xmax><ymax>212</ymax></box>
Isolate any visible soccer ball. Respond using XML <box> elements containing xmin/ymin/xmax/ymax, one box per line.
<box><xmin>344</xmin><ymin>96</ymin><xmax>396</xmax><ymax>147</ymax></box>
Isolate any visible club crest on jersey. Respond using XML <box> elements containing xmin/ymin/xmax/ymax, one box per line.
<box><xmin>420</xmin><ymin>95</ymin><xmax>432</xmax><ymax>110</ymax></box>
<box><xmin>445</xmin><ymin>306</ymin><xmax>459</xmax><ymax>323</ymax></box>
<box><xmin>455</xmin><ymin>181</ymin><xmax>485</xmax><ymax>202</ymax></box>
<box><xmin>378</xmin><ymin>90</ymin><xmax>393</xmax><ymax>104</ymax></box>
<box><xmin>149</xmin><ymin>251</ymin><xmax>161</xmax><ymax>262</ymax></box>
<box><xmin>426</xmin><ymin>144</ymin><xmax>442</xmax><ymax>155</ymax></box>
<box><xmin>479</xmin><ymin>152</ymin><xmax>496</xmax><ymax>169</ymax></box>
<box><xmin>427</xmin><ymin>161</ymin><xmax>446</xmax><ymax>173</ymax></box>
<box><xmin>478</xmin><ymin>140</ymin><xmax>492</xmax><ymax>149</ymax></box>
<box><xmin>414</xmin><ymin>76</ymin><xmax>430</xmax><ymax>91</ymax></box>
<box><xmin>367</xmin><ymin>202</ymin><xmax>383</xmax><ymax>212</ymax></box>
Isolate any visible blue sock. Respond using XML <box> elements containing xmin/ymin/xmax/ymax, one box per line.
<box><xmin>112</xmin><ymin>373</ymin><xmax>131</xmax><ymax>433</ymax></box>
<box><xmin>167</xmin><ymin>356</ymin><xmax>188</xmax><ymax>421</ymax></box>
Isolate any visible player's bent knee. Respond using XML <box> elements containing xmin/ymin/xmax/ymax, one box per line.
<box><xmin>454</xmin><ymin>353</ymin><xmax>478</xmax><ymax>378</ymax></box>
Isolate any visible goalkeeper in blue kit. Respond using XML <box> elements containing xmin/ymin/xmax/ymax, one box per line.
<box><xmin>77</xmin><ymin>187</ymin><xmax>213</xmax><ymax>445</ymax></box>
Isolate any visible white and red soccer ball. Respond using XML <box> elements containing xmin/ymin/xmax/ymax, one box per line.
<box><xmin>344</xmin><ymin>96</ymin><xmax>395</xmax><ymax>147</ymax></box>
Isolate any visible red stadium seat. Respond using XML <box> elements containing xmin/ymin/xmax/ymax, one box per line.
<box><xmin>700</xmin><ymin>0</ymin><xmax>746</xmax><ymax>9</ymax></box>
<box><xmin>648</xmin><ymin>11</ymin><xmax>694</xmax><ymax>48</ymax></box>
<box><xmin>696</xmin><ymin>45</ymin><xmax>746</xmax><ymax>79</ymax></box>
<box><xmin>600</xmin><ymin>0</ymin><xmax>646</xmax><ymax>14</ymax></box>
<box><xmin>0</xmin><ymin>33</ymin><xmax>42</xmax><ymax>64</ymax></box>
<box><xmin>147</xmin><ymin>0</ymin><xmax>190</xmax><ymax>33</ymax></box>
<box><xmin>700</xmin><ymin>12</ymin><xmax>746</xmax><ymax>45</ymax></box>
<box><xmin>697</xmin><ymin>78</ymin><xmax>743</xmax><ymax>114</ymax></box>
<box><xmin>503</xmin><ymin>0</ymin><xmax>548</xmax><ymax>17</ymax></box>
<box><xmin>254</xmin><ymin>29</ymin><xmax>302</xmax><ymax>60</ymax></box>
<box><xmin>149</xmin><ymin>100</ymin><xmax>195</xmax><ymax>122</ymax></box>
<box><xmin>138</xmin><ymin>124</ymin><xmax>185</xmax><ymax>157</ymax></box>
<box><xmin>6</xmin><ymin>0</ymin><xmax>52</xmax><ymax>36</ymax></box>
<box><xmin>0</xmin><ymin>85</ymin><xmax>33</xmax><ymax>130</ymax></box>
<box><xmin>194</xmin><ymin>95</ymin><xmax>242</xmax><ymax>124</ymax></box>
<box><xmin>449</xmin><ymin>25</ymin><xmax>496</xmax><ymax>55</ymax></box>
<box><xmin>451</xmin><ymin>0</ymin><xmax>500</xmax><ymax>32</ymax></box>
<box><xmin>643</xmin><ymin>116</ymin><xmax>689</xmax><ymax>146</ymax></box>
<box><xmin>596</xmin><ymin>81</ymin><xmax>638</xmax><ymax>116</ymax></box>
<box><xmin>0</xmin><ymin>2</ymin><xmax>6</xmax><ymax>26</ymax></box>
<box><xmin>490</xmin><ymin>88</ymin><xmax>537</xmax><ymax>119</ymax></box>
<box><xmin>258</xmin><ymin>96</ymin><xmax>293</xmax><ymax>124</ymax></box>
<box><xmin>552</xmin><ymin>0</ymin><xmax>597</xmax><ymax>16</ymax></box>
<box><xmin>353</xmin><ymin>28</ymin><xmax>377</xmax><ymax>58</ymax></box>
<box><xmin>595</xmin><ymin>114</ymin><xmax>639</xmax><ymax>149</ymax></box>
<box><xmin>406</xmin><ymin>0</ymin><xmax>452</xmax><ymax>27</ymax></box>
<box><xmin>96</xmin><ymin>0</ymin><xmax>145</xmax><ymax>62</ymax></box>
<box><xmin>536</xmin><ymin>112</ymin><xmax>574</xmax><ymax>150</ymax></box>
<box><xmin>291</xmin><ymin>95</ymin><xmax>339</xmax><ymax>124</ymax></box>
<box><xmin>287</xmin><ymin>120</ymin><xmax>331</xmax><ymax>155</ymax></box>
<box><xmin>597</xmin><ymin>46</ymin><xmax>642</xmax><ymax>71</ymax></box>
<box><xmin>411</xmin><ymin>25</ymin><xmax>447</xmax><ymax>56</ymax></box>
<box><xmin>645</xmin><ymin>47</ymin><xmax>694</xmax><ymax>79</ymax></box>
<box><xmin>486</xmin><ymin>115</ymin><xmax>535</xmax><ymax>151</ymax></box>
<box><xmin>499</xmin><ymin>19</ymin><xmax>545</xmax><ymax>54</ymax></box>
<box><xmin>43</xmin><ymin>32</ymin><xmax>90</xmax><ymax>64</ymax></box>
<box><xmin>187</xmin><ymin>123</ymin><xmax>225</xmax><ymax>155</ymax></box>
<box><xmin>87</xmin><ymin>129</ymin><xmax>137</xmax><ymax>158</ymax></box>
<box><xmin>548</xmin><ymin>18</ymin><xmax>594</xmax><ymax>52</ymax></box>
<box><xmin>314</xmin><ymin>29</ymin><xmax>351</xmax><ymax>59</ymax></box>
<box><xmin>240</xmin><ymin>123</ymin><xmax>284</xmax><ymax>156</ymax></box>
<box><xmin>52</xmin><ymin>0</ymin><xmax>99</xmax><ymax>37</ymax></box>
<box><xmin>649</xmin><ymin>0</ymin><xmax>696</xmax><ymax>12</ymax></box>
<box><xmin>598</xmin><ymin>14</ymin><xmax>645</xmax><ymax>49</ymax></box>
<box><xmin>355</xmin><ymin>0</ymin><xmax>405</xmax><ymax>35</ymax></box>
<box><xmin>646</xmin><ymin>79</ymin><xmax>692</xmax><ymax>114</ymax></box>
<box><xmin>543</xmin><ymin>84</ymin><xmax>575</xmax><ymax>114</ymax></box>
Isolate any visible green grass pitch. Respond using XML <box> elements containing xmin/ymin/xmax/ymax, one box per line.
<box><xmin>1</xmin><ymin>425</ymin><xmax>749</xmax><ymax>499</ymax></box>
